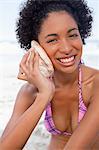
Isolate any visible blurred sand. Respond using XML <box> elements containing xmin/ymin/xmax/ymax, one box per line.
<box><xmin>23</xmin><ymin>122</ymin><xmax>51</xmax><ymax>150</ymax></box>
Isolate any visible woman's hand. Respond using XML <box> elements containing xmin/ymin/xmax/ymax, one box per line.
<box><xmin>17</xmin><ymin>48</ymin><xmax>55</xmax><ymax>101</ymax></box>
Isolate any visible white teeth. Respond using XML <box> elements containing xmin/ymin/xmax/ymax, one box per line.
<box><xmin>59</xmin><ymin>56</ymin><xmax>74</xmax><ymax>63</ymax></box>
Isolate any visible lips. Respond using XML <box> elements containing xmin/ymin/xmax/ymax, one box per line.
<box><xmin>57</xmin><ymin>55</ymin><xmax>76</xmax><ymax>66</ymax></box>
<box><xmin>59</xmin><ymin>56</ymin><xmax>74</xmax><ymax>63</ymax></box>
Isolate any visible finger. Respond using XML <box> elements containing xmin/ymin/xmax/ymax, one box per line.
<box><xmin>28</xmin><ymin>51</ymin><xmax>35</xmax><ymax>72</ymax></box>
<box><xmin>21</xmin><ymin>52</ymin><xmax>29</xmax><ymax>65</ymax></box>
<box><xmin>20</xmin><ymin>52</ymin><xmax>29</xmax><ymax>75</ymax></box>
<box><xmin>17</xmin><ymin>71</ymin><xmax>27</xmax><ymax>81</ymax></box>
<box><xmin>26</xmin><ymin>50</ymin><xmax>34</xmax><ymax>67</ymax></box>
<box><xmin>18</xmin><ymin>52</ymin><xmax>29</xmax><ymax>80</ymax></box>
<box><xmin>17</xmin><ymin>65</ymin><xmax>27</xmax><ymax>80</ymax></box>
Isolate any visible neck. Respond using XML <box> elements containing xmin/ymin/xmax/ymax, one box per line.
<box><xmin>53</xmin><ymin>68</ymin><xmax>79</xmax><ymax>88</ymax></box>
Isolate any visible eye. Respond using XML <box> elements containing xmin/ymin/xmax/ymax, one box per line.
<box><xmin>47</xmin><ymin>39</ymin><xmax>58</xmax><ymax>43</ymax></box>
<box><xmin>69</xmin><ymin>34</ymin><xmax>79</xmax><ymax>38</ymax></box>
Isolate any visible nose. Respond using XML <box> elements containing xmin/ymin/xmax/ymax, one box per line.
<box><xmin>59</xmin><ymin>39</ymin><xmax>72</xmax><ymax>54</ymax></box>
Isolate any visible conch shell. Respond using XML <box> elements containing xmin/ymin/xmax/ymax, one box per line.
<box><xmin>31</xmin><ymin>40</ymin><xmax>54</xmax><ymax>78</ymax></box>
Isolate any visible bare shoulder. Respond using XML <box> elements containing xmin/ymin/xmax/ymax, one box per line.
<box><xmin>6</xmin><ymin>82</ymin><xmax>38</xmax><ymax>118</ymax></box>
<box><xmin>84</xmin><ymin>65</ymin><xmax>99</xmax><ymax>97</ymax></box>
<box><xmin>81</xmin><ymin>65</ymin><xmax>99</xmax><ymax>105</ymax></box>
<box><xmin>82</xmin><ymin>64</ymin><xmax>99</xmax><ymax>81</ymax></box>
<box><xmin>91</xmin><ymin>68</ymin><xmax>99</xmax><ymax>91</ymax></box>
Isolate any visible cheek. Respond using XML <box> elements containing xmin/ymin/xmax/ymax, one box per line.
<box><xmin>79</xmin><ymin>42</ymin><xmax>83</xmax><ymax>54</ymax></box>
<box><xmin>75</xmin><ymin>39</ymin><xmax>83</xmax><ymax>53</ymax></box>
<box><xmin>40</xmin><ymin>43</ymin><xmax>57</xmax><ymax>58</ymax></box>
<box><xmin>38</xmin><ymin>35</ymin><xmax>55</xmax><ymax>56</ymax></box>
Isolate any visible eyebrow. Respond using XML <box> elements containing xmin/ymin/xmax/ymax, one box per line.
<box><xmin>45</xmin><ymin>28</ymin><xmax>78</xmax><ymax>39</ymax></box>
<box><xmin>67</xmin><ymin>28</ymin><xmax>78</xmax><ymax>33</ymax></box>
<box><xmin>45</xmin><ymin>34</ymin><xmax>57</xmax><ymax>39</ymax></box>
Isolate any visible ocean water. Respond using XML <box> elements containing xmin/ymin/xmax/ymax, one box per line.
<box><xmin>0</xmin><ymin>41</ymin><xmax>99</xmax><ymax>132</ymax></box>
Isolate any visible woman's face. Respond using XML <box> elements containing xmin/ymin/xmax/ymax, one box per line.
<box><xmin>38</xmin><ymin>11</ymin><xmax>83</xmax><ymax>73</ymax></box>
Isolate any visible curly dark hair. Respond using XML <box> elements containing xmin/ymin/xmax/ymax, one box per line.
<box><xmin>16</xmin><ymin>0</ymin><xmax>93</xmax><ymax>50</ymax></box>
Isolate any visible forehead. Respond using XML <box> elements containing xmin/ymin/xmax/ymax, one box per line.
<box><xmin>40</xmin><ymin>11</ymin><xmax>78</xmax><ymax>35</ymax></box>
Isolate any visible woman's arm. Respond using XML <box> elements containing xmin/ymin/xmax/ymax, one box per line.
<box><xmin>1</xmin><ymin>83</ymin><xmax>36</xmax><ymax>139</ymax></box>
<box><xmin>64</xmin><ymin>74</ymin><xmax>99</xmax><ymax>150</ymax></box>
<box><xmin>0</xmin><ymin>83</ymin><xmax>51</xmax><ymax>150</ymax></box>
<box><xmin>0</xmin><ymin>50</ymin><xmax>55</xmax><ymax>150</ymax></box>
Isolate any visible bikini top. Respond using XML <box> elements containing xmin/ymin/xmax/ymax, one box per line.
<box><xmin>44</xmin><ymin>66</ymin><xmax>87</xmax><ymax>136</ymax></box>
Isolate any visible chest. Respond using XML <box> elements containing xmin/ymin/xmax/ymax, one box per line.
<box><xmin>51</xmin><ymin>86</ymin><xmax>89</xmax><ymax>133</ymax></box>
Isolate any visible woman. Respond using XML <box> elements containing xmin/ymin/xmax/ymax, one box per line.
<box><xmin>0</xmin><ymin>0</ymin><xmax>99</xmax><ymax>149</ymax></box>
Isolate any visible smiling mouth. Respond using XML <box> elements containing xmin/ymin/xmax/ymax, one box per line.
<box><xmin>57</xmin><ymin>55</ymin><xmax>76</xmax><ymax>66</ymax></box>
